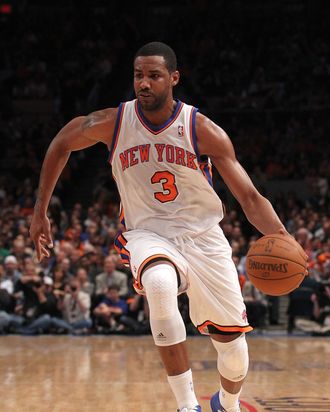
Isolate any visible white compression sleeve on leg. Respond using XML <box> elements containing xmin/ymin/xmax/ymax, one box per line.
<box><xmin>211</xmin><ymin>333</ymin><xmax>249</xmax><ymax>382</ymax></box>
<box><xmin>142</xmin><ymin>262</ymin><xmax>186</xmax><ymax>346</ymax></box>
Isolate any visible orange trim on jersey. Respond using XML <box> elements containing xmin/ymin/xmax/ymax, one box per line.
<box><xmin>197</xmin><ymin>320</ymin><xmax>253</xmax><ymax>334</ymax></box>
<box><xmin>119</xmin><ymin>206</ymin><xmax>125</xmax><ymax>224</ymax></box>
<box><xmin>134</xmin><ymin>100</ymin><xmax>184</xmax><ymax>135</ymax></box>
<box><xmin>118</xmin><ymin>247</ymin><xmax>130</xmax><ymax>257</ymax></box>
<box><xmin>207</xmin><ymin>163</ymin><xmax>213</xmax><ymax>178</ymax></box>
<box><xmin>134</xmin><ymin>254</ymin><xmax>175</xmax><ymax>291</ymax></box>
<box><xmin>200</xmin><ymin>162</ymin><xmax>212</xmax><ymax>176</ymax></box>
<box><xmin>114</xmin><ymin>243</ymin><xmax>121</xmax><ymax>254</ymax></box>
<box><xmin>117</xmin><ymin>234</ymin><xmax>129</xmax><ymax>252</ymax></box>
<box><xmin>114</xmin><ymin>229</ymin><xmax>130</xmax><ymax>268</ymax></box>
<box><xmin>198</xmin><ymin>161</ymin><xmax>213</xmax><ymax>186</ymax></box>
<box><xmin>109</xmin><ymin>102</ymin><xmax>126</xmax><ymax>164</ymax></box>
<box><xmin>117</xmin><ymin>233</ymin><xmax>127</xmax><ymax>244</ymax></box>
<box><xmin>114</xmin><ymin>242</ymin><xmax>129</xmax><ymax>258</ymax></box>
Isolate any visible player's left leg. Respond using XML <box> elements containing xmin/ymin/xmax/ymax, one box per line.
<box><xmin>176</xmin><ymin>225</ymin><xmax>251</xmax><ymax>412</ymax></box>
<box><xmin>209</xmin><ymin>332</ymin><xmax>249</xmax><ymax>412</ymax></box>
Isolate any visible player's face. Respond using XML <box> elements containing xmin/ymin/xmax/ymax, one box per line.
<box><xmin>134</xmin><ymin>55</ymin><xmax>179</xmax><ymax>111</ymax></box>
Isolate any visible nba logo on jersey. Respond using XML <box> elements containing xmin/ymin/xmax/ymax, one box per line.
<box><xmin>178</xmin><ymin>125</ymin><xmax>184</xmax><ymax>137</ymax></box>
<box><xmin>242</xmin><ymin>310</ymin><xmax>248</xmax><ymax>322</ymax></box>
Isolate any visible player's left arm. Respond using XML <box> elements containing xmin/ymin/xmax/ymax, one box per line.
<box><xmin>196</xmin><ymin>112</ymin><xmax>286</xmax><ymax>236</ymax></box>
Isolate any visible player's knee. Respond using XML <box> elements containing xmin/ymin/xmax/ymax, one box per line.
<box><xmin>142</xmin><ymin>261</ymin><xmax>186</xmax><ymax>346</ymax></box>
<box><xmin>212</xmin><ymin>333</ymin><xmax>249</xmax><ymax>382</ymax></box>
<box><xmin>142</xmin><ymin>262</ymin><xmax>179</xmax><ymax>320</ymax></box>
<box><xmin>150</xmin><ymin>314</ymin><xmax>186</xmax><ymax>346</ymax></box>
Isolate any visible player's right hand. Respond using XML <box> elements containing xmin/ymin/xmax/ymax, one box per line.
<box><xmin>29</xmin><ymin>213</ymin><xmax>53</xmax><ymax>262</ymax></box>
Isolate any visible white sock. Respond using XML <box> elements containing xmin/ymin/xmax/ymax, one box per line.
<box><xmin>167</xmin><ymin>369</ymin><xmax>198</xmax><ymax>409</ymax></box>
<box><xmin>220</xmin><ymin>386</ymin><xmax>241</xmax><ymax>411</ymax></box>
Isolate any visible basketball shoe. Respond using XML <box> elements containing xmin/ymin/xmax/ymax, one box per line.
<box><xmin>210</xmin><ymin>391</ymin><xmax>240</xmax><ymax>412</ymax></box>
<box><xmin>177</xmin><ymin>406</ymin><xmax>202</xmax><ymax>412</ymax></box>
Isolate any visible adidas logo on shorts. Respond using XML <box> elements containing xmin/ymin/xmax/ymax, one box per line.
<box><xmin>156</xmin><ymin>332</ymin><xmax>166</xmax><ymax>341</ymax></box>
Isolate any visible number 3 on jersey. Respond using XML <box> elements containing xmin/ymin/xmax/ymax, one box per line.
<box><xmin>151</xmin><ymin>171</ymin><xmax>179</xmax><ymax>203</ymax></box>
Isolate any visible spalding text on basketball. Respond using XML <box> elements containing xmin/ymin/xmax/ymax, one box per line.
<box><xmin>249</xmin><ymin>260</ymin><xmax>288</xmax><ymax>273</ymax></box>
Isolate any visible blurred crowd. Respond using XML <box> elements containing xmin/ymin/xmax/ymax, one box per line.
<box><xmin>0</xmin><ymin>1</ymin><xmax>329</xmax><ymax>335</ymax></box>
<box><xmin>1</xmin><ymin>1</ymin><xmax>329</xmax><ymax>112</ymax></box>
<box><xmin>0</xmin><ymin>185</ymin><xmax>206</xmax><ymax>337</ymax></box>
<box><xmin>0</xmin><ymin>181</ymin><xmax>329</xmax><ymax>336</ymax></box>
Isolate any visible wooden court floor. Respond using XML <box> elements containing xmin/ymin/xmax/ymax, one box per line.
<box><xmin>0</xmin><ymin>334</ymin><xmax>329</xmax><ymax>412</ymax></box>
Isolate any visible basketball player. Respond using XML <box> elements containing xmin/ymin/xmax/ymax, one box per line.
<box><xmin>30</xmin><ymin>42</ymin><xmax>288</xmax><ymax>412</ymax></box>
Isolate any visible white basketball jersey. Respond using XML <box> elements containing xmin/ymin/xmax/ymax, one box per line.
<box><xmin>109</xmin><ymin>99</ymin><xmax>224</xmax><ymax>239</ymax></box>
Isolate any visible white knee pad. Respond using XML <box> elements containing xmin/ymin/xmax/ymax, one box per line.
<box><xmin>211</xmin><ymin>333</ymin><xmax>249</xmax><ymax>382</ymax></box>
<box><xmin>142</xmin><ymin>262</ymin><xmax>186</xmax><ymax>346</ymax></box>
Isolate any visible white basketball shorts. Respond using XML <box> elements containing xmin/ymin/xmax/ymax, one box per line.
<box><xmin>120</xmin><ymin>225</ymin><xmax>252</xmax><ymax>335</ymax></box>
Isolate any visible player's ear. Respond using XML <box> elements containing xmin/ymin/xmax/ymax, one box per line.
<box><xmin>171</xmin><ymin>70</ymin><xmax>180</xmax><ymax>87</ymax></box>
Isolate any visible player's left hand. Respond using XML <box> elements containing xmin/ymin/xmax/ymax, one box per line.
<box><xmin>277</xmin><ymin>227</ymin><xmax>291</xmax><ymax>237</ymax></box>
<box><xmin>277</xmin><ymin>227</ymin><xmax>309</xmax><ymax>262</ymax></box>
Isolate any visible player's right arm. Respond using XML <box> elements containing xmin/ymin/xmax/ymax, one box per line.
<box><xmin>30</xmin><ymin>108</ymin><xmax>118</xmax><ymax>261</ymax></box>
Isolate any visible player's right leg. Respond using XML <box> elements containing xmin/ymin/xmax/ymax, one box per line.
<box><xmin>122</xmin><ymin>229</ymin><xmax>201</xmax><ymax>411</ymax></box>
<box><xmin>142</xmin><ymin>261</ymin><xmax>201</xmax><ymax>412</ymax></box>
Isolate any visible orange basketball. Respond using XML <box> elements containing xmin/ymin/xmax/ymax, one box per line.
<box><xmin>246</xmin><ymin>234</ymin><xmax>308</xmax><ymax>296</ymax></box>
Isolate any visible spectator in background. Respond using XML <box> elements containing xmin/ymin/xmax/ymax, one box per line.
<box><xmin>68</xmin><ymin>248</ymin><xmax>84</xmax><ymax>274</ymax></box>
<box><xmin>232</xmin><ymin>255</ymin><xmax>246</xmax><ymax>291</ymax></box>
<box><xmin>287</xmin><ymin>275</ymin><xmax>318</xmax><ymax>334</ymax></box>
<box><xmin>295</xmin><ymin>281</ymin><xmax>330</xmax><ymax>336</ymax></box>
<box><xmin>75</xmin><ymin>267</ymin><xmax>94</xmax><ymax>297</ymax></box>
<box><xmin>267</xmin><ymin>295</ymin><xmax>280</xmax><ymax>326</ymax></box>
<box><xmin>52</xmin><ymin>266</ymin><xmax>69</xmax><ymax>298</ymax></box>
<box><xmin>311</xmin><ymin>282</ymin><xmax>330</xmax><ymax>329</ymax></box>
<box><xmin>113</xmin><ymin>250</ymin><xmax>132</xmax><ymax>277</ymax></box>
<box><xmin>86</xmin><ymin>252</ymin><xmax>104</xmax><ymax>283</ymax></box>
<box><xmin>14</xmin><ymin>261</ymin><xmax>42</xmax><ymax>323</ymax></box>
<box><xmin>58</xmin><ymin>257</ymin><xmax>74</xmax><ymax>279</ymax></box>
<box><xmin>1</xmin><ymin>255</ymin><xmax>21</xmax><ymax>294</ymax></box>
<box><xmin>237</xmin><ymin>237</ymin><xmax>258</xmax><ymax>278</ymax></box>
<box><xmin>11</xmin><ymin>237</ymin><xmax>31</xmax><ymax>262</ymax></box>
<box><xmin>127</xmin><ymin>293</ymin><xmax>150</xmax><ymax>331</ymax></box>
<box><xmin>309</xmin><ymin>253</ymin><xmax>330</xmax><ymax>283</ymax></box>
<box><xmin>17</xmin><ymin>276</ymin><xmax>63</xmax><ymax>335</ymax></box>
<box><xmin>60</xmin><ymin>278</ymin><xmax>92</xmax><ymax>333</ymax></box>
<box><xmin>314</xmin><ymin>218</ymin><xmax>330</xmax><ymax>243</ymax></box>
<box><xmin>95</xmin><ymin>255</ymin><xmax>128</xmax><ymax>298</ymax></box>
<box><xmin>0</xmin><ymin>263</ymin><xmax>24</xmax><ymax>333</ymax></box>
<box><xmin>93</xmin><ymin>285</ymin><xmax>128</xmax><ymax>332</ymax></box>
<box><xmin>242</xmin><ymin>280</ymin><xmax>268</xmax><ymax>329</ymax></box>
<box><xmin>295</xmin><ymin>227</ymin><xmax>313</xmax><ymax>256</ymax></box>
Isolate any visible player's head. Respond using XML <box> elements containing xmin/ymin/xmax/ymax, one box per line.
<box><xmin>135</xmin><ymin>41</ymin><xmax>177</xmax><ymax>72</ymax></box>
<box><xmin>134</xmin><ymin>41</ymin><xmax>180</xmax><ymax>111</ymax></box>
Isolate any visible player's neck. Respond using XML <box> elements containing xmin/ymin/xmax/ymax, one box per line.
<box><xmin>140</xmin><ymin>99</ymin><xmax>177</xmax><ymax>126</ymax></box>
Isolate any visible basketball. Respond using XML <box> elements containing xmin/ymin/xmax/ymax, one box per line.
<box><xmin>246</xmin><ymin>234</ymin><xmax>308</xmax><ymax>296</ymax></box>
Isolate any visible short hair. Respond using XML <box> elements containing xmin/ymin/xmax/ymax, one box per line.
<box><xmin>134</xmin><ymin>41</ymin><xmax>177</xmax><ymax>73</ymax></box>
<box><xmin>107</xmin><ymin>285</ymin><xmax>120</xmax><ymax>292</ymax></box>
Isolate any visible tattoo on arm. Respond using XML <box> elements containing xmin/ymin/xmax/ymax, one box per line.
<box><xmin>82</xmin><ymin>110</ymin><xmax>108</xmax><ymax>131</ymax></box>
